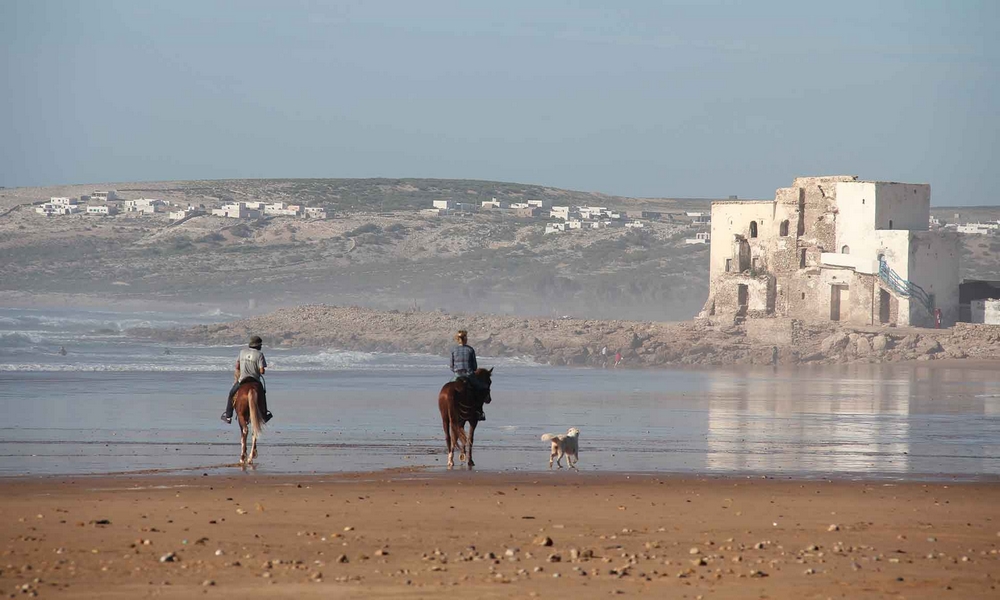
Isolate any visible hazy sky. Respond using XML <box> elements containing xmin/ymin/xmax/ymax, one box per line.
<box><xmin>2</xmin><ymin>1</ymin><xmax>997</xmax><ymax>205</ymax></box>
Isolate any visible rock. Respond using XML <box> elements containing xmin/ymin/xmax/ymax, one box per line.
<box><xmin>159</xmin><ymin>552</ymin><xmax>177</xmax><ymax>563</ymax></box>
<box><xmin>534</xmin><ymin>536</ymin><xmax>553</xmax><ymax>547</ymax></box>
<box><xmin>856</xmin><ymin>336</ymin><xmax>873</xmax><ymax>356</ymax></box>
<box><xmin>872</xmin><ymin>334</ymin><xmax>891</xmax><ymax>353</ymax></box>
<box><xmin>821</xmin><ymin>332</ymin><xmax>850</xmax><ymax>355</ymax></box>
<box><xmin>337</xmin><ymin>554</ymin><xmax>349</xmax><ymax>563</ymax></box>
<box><xmin>918</xmin><ymin>339</ymin><xmax>943</xmax><ymax>355</ymax></box>
<box><xmin>828</xmin><ymin>524</ymin><xmax>839</xmax><ymax>532</ymax></box>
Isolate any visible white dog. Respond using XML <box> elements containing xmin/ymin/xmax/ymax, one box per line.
<box><xmin>541</xmin><ymin>427</ymin><xmax>580</xmax><ymax>469</ymax></box>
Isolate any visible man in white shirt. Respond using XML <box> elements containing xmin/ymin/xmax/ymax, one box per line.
<box><xmin>221</xmin><ymin>335</ymin><xmax>273</xmax><ymax>424</ymax></box>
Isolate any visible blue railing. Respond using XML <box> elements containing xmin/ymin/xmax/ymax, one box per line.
<box><xmin>878</xmin><ymin>259</ymin><xmax>934</xmax><ymax>314</ymax></box>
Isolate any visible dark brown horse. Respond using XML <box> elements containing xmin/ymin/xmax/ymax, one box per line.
<box><xmin>438</xmin><ymin>367</ymin><xmax>493</xmax><ymax>469</ymax></box>
<box><xmin>233</xmin><ymin>380</ymin><xmax>265</xmax><ymax>466</ymax></box>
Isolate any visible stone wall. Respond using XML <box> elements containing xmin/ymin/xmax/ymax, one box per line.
<box><xmin>746</xmin><ymin>318</ymin><xmax>801</xmax><ymax>345</ymax></box>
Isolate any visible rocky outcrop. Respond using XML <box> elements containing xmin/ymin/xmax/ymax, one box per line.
<box><xmin>131</xmin><ymin>306</ymin><xmax>1000</xmax><ymax>368</ymax></box>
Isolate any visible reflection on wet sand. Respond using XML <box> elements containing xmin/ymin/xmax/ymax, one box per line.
<box><xmin>706</xmin><ymin>364</ymin><xmax>1000</xmax><ymax>476</ymax></box>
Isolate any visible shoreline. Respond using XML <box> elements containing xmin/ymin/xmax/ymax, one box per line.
<box><xmin>130</xmin><ymin>304</ymin><xmax>1000</xmax><ymax>369</ymax></box>
<box><xmin>1</xmin><ymin>472</ymin><xmax>998</xmax><ymax>599</ymax></box>
<box><xmin>4</xmin><ymin>467</ymin><xmax>1000</xmax><ymax>486</ymax></box>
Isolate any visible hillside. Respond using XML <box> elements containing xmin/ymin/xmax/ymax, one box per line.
<box><xmin>0</xmin><ymin>179</ymin><xmax>717</xmax><ymax>321</ymax></box>
<box><xmin>2</xmin><ymin>179</ymin><xmax>998</xmax><ymax>322</ymax></box>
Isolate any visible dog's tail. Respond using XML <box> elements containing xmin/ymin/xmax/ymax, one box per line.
<box><xmin>540</xmin><ymin>433</ymin><xmax>556</xmax><ymax>442</ymax></box>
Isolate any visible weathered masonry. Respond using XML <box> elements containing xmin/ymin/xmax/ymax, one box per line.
<box><xmin>700</xmin><ymin>176</ymin><xmax>960</xmax><ymax>328</ymax></box>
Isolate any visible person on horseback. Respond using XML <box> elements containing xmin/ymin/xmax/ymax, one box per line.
<box><xmin>450</xmin><ymin>330</ymin><xmax>487</xmax><ymax>421</ymax></box>
<box><xmin>221</xmin><ymin>335</ymin><xmax>273</xmax><ymax>424</ymax></box>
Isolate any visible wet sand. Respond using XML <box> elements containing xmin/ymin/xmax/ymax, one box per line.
<box><xmin>1</xmin><ymin>472</ymin><xmax>998</xmax><ymax>598</ymax></box>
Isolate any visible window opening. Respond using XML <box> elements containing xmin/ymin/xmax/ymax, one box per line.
<box><xmin>779</xmin><ymin>220</ymin><xmax>789</xmax><ymax>236</ymax></box>
<box><xmin>749</xmin><ymin>221</ymin><xmax>758</xmax><ymax>238</ymax></box>
<box><xmin>841</xmin><ymin>245</ymin><xmax>850</xmax><ymax>254</ymax></box>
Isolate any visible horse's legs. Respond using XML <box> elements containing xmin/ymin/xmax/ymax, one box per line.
<box><xmin>239</xmin><ymin>425</ymin><xmax>248</xmax><ymax>464</ymax></box>
<box><xmin>467</xmin><ymin>421</ymin><xmax>477</xmax><ymax>469</ymax></box>
<box><xmin>442</xmin><ymin>416</ymin><xmax>454</xmax><ymax>469</ymax></box>
<box><xmin>458</xmin><ymin>423</ymin><xmax>467</xmax><ymax>463</ymax></box>
<box><xmin>249</xmin><ymin>431</ymin><xmax>258</xmax><ymax>464</ymax></box>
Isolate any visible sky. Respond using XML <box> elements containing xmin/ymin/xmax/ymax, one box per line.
<box><xmin>1</xmin><ymin>0</ymin><xmax>997</xmax><ymax>205</ymax></box>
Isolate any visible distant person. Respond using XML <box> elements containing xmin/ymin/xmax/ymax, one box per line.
<box><xmin>450</xmin><ymin>330</ymin><xmax>486</xmax><ymax>421</ymax></box>
<box><xmin>614</xmin><ymin>351</ymin><xmax>623</xmax><ymax>368</ymax></box>
<box><xmin>222</xmin><ymin>335</ymin><xmax>273</xmax><ymax>424</ymax></box>
<box><xmin>58</xmin><ymin>346</ymin><xmax>67</xmax><ymax>356</ymax></box>
<box><xmin>164</xmin><ymin>348</ymin><xmax>172</xmax><ymax>356</ymax></box>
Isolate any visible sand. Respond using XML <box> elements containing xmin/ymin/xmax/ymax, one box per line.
<box><xmin>1</xmin><ymin>472</ymin><xmax>998</xmax><ymax>599</ymax></box>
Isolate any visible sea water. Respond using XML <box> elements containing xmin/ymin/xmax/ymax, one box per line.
<box><xmin>1</xmin><ymin>307</ymin><xmax>998</xmax><ymax>478</ymax></box>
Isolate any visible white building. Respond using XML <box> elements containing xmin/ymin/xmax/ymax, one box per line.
<box><xmin>211</xmin><ymin>202</ymin><xmax>260</xmax><ymax>219</ymax></box>
<box><xmin>86</xmin><ymin>205</ymin><xmax>117</xmax><ymax>215</ymax></box>
<box><xmin>264</xmin><ymin>202</ymin><xmax>301</xmax><ymax>216</ymax></box>
<box><xmin>91</xmin><ymin>190</ymin><xmax>119</xmax><ymax>202</ymax></box>
<box><xmin>702</xmin><ymin>176</ymin><xmax>960</xmax><ymax>328</ymax></box>
<box><xmin>123</xmin><ymin>198</ymin><xmax>165</xmax><ymax>214</ymax></box>
<box><xmin>50</xmin><ymin>197</ymin><xmax>77</xmax><ymax>206</ymax></box>
<box><xmin>527</xmin><ymin>199</ymin><xmax>552</xmax><ymax>209</ymax></box>
<box><xmin>685</xmin><ymin>231</ymin><xmax>711</xmax><ymax>244</ymax></box>
<box><xmin>550</xmin><ymin>206</ymin><xmax>572</xmax><ymax>220</ymax></box>
<box><xmin>956</xmin><ymin>222</ymin><xmax>999</xmax><ymax>235</ymax></box>
<box><xmin>686</xmin><ymin>211</ymin><xmax>711</xmax><ymax>224</ymax></box>
<box><xmin>625</xmin><ymin>220</ymin><xmax>645</xmax><ymax>229</ymax></box>
<box><xmin>432</xmin><ymin>200</ymin><xmax>453</xmax><ymax>210</ymax></box>
<box><xmin>35</xmin><ymin>203</ymin><xmax>76</xmax><ymax>216</ymax></box>
<box><xmin>168</xmin><ymin>207</ymin><xmax>199</xmax><ymax>220</ymax></box>
<box><xmin>481</xmin><ymin>198</ymin><xmax>509</xmax><ymax>209</ymax></box>
<box><xmin>303</xmin><ymin>207</ymin><xmax>327</xmax><ymax>219</ymax></box>
<box><xmin>545</xmin><ymin>222</ymin><xmax>569</xmax><ymax>234</ymax></box>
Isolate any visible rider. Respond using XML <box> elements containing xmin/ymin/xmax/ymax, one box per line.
<box><xmin>221</xmin><ymin>335</ymin><xmax>273</xmax><ymax>424</ymax></box>
<box><xmin>450</xmin><ymin>329</ymin><xmax>487</xmax><ymax>421</ymax></box>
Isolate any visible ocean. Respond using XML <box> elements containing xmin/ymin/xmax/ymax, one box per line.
<box><xmin>1</xmin><ymin>307</ymin><xmax>998</xmax><ymax>479</ymax></box>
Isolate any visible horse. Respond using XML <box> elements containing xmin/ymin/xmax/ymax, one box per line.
<box><xmin>438</xmin><ymin>367</ymin><xmax>493</xmax><ymax>469</ymax></box>
<box><xmin>232</xmin><ymin>379</ymin><xmax>265</xmax><ymax>466</ymax></box>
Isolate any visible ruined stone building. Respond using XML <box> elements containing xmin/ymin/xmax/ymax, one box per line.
<box><xmin>700</xmin><ymin>176</ymin><xmax>960</xmax><ymax>328</ymax></box>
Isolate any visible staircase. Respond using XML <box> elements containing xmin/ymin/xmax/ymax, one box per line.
<box><xmin>878</xmin><ymin>259</ymin><xmax>934</xmax><ymax>314</ymax></box>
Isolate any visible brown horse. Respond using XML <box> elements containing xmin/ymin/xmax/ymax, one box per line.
<box><xmin>232</xmin><ymin>380</ymin><xmax>265</xmax><ymax>466</ymax></box>
<box><xmin>438</xmin><ymin>367</ymin><xmax>493</xmax><ymax>469</ymax></box>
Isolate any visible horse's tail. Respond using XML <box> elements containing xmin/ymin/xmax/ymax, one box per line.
<box><xmin>248</xmin><ymin>387</ymin><xmax>264</xmax><ymax>437</ymax></box>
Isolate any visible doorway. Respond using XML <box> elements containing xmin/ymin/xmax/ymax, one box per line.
<box><xmin>737</xmin><ymin>284</ymin><xmax>749</xmax><ymax>316</ymax></box>
<box><xmin>879</xmin><ymin>289</ymin><xmax>891</xmax><ymax>324</ymax></box>
<box><xmin>830</xmin><ymin>284</ymin><xmax>850</xmax><ymax>322</ymax></box>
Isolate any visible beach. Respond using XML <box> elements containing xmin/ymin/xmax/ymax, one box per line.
<box><xmin>3</xmin><ymin>306</ymin><xmax>1000</xmax><ymax>598</ymax></box>
<box><xmin>1</xmin><ymin>473</ymin><xmax>998</xmax><ymax>599</ymax></box>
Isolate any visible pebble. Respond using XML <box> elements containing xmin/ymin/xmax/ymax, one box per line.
<box><xmin>688</xmin><ymin>547</ymin><xmax>700</xmax><ymax>555</ymax></box>
<box><xmin>215</xmin><ymin>549</ymin><xmax>224</xmax><ymax>556</ymax></box>
<box><xmin>534</xmin><ymin>536</ymin><xmax>553</xmax><ymax>547</ymax></box>
<box><xmin>337</xmin><ymin>554</ymin><xmax>349</xmax><ymax>564</ymax></box>
<box><xmin>159</xmin><ymin>552</ymin><xmax>177</xmax><ymax>563</ymax></box>
<box><xmin>828</xmin><ymin>524</ymin><xmax>840</xmax><ymax>532</ymax></box>
<box><xmin>202</xmin><ymin>580</ymin><xmax>215</xmax><ymax>587</ymax></box>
